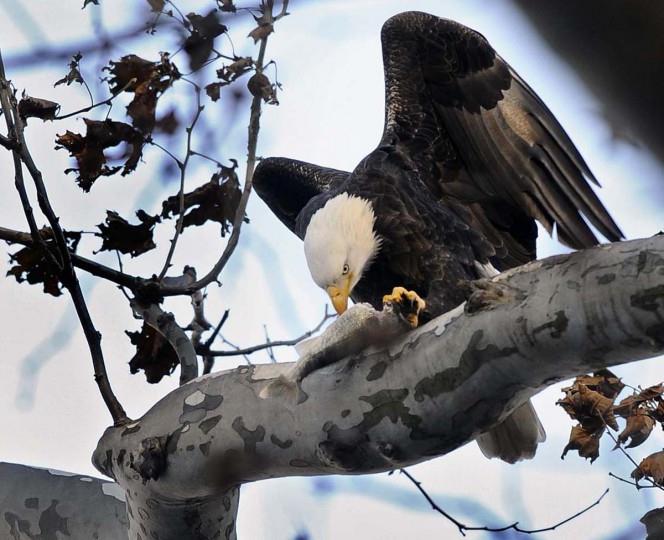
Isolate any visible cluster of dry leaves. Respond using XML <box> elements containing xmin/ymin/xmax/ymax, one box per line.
<box><xmin>4</xmin><ymin>0</ymin><xmax>279</xmax><ymax>378</ymax></box>
<box><xmin>559</xmin><ymin>369</ymin><xmax>664</xmax><ymax>487</ymax></box>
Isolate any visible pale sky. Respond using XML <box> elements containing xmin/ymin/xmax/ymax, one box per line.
<box><xmin>0</xmin><ymin>1</ymin><xmax>662</xmax><ymax>539</ymax></box>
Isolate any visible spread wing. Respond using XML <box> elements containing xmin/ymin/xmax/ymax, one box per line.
<box><xmin>253</xmin><ymin>157</ymin><xmax>349</xmax><ymax>236</ymax></box>
<box><xmin>379</xmin><ymin>12</ymin><xmax>623</xmax><ymax>268</ymax></box>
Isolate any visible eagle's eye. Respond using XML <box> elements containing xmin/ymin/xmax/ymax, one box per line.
<box><xmin>342</xmin><ymin>263</ymin><xmax>350</xmax><ymax>275</ymax></box>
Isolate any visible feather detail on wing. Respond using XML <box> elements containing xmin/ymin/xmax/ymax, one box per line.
<box><xmin>253</xmin><ymin>157</ymin><xmax>349</xmax><ymax>237</ymax></box>
<box><xmin>379</xmin><ymin>11</ymin><xmax>623</xmax><ymax>268</ymax></box>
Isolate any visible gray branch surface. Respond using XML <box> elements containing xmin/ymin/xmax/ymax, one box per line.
<box><xmin>84</xmin><ymin>236</ymin><xmax>664</xmax><ymax>539</ymax></box>
<box><xmin>0</xmin><ymin>462</ymin><xmax>128</xmax><ymax>539</ymax></box>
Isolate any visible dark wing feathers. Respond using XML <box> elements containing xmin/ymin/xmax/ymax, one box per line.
<box><xmin>380</xmin><ymin>12</ymin><xmax>622</xmax><ymax>266</ymax></box>
<box><xmin>253</xmin><ymin>157</ymin><xmax>349</xmax><ymax>236</ymax></box>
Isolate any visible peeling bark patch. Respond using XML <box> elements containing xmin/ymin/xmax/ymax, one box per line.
<box><xmin>532</xmin><ymin>310</ymin><xmax>568</xmax><ymax>339</ymax></box>
<box><xmin>358</xmin><ymin>389</ymin><xmax>423</xmax><ymax>434</ymax></box>
<box><xmin>341</xmin><ymin>409</ymin><xmax>351</xmax><ymax>418</ymax></box>
<box><xmin>6</xmin><ymin>499</ymin><xmax>71</xmax><ymax>540</ymax></box>
<box><xmin>631</xmin><ymin>285</ymin><xmax>664</xmax><ymax>313</ymax></box>
<box><xmin>186</xmin><ymin>445</ymin><xmax>195</xmax><ymax>451</ymax></box>
<box><xmin>179</xmin><ymin>392</ymin><xmax>223</xmax><ymax>424</ymax></box>
<box><xmin>270</xmin><ymin>434</ymin><xmax>293</xmax><ymax>449</ymax></box>
<box><xmin>597</xmin><ymin>273</ymin><xmax>616</xmax><ymax>284</ymax></box>
<box><xmin>24</xmin><ymin>497</ymin><xmax>39</xmax><ymax>509</ymax></box>
<box><xmin>231</xmin><ymin>417</ymin><xmax>265</xmax><ymax>453</ymax></box>
<box><xmin>366</xmin><ymin>361</ymin><xmax>387</xmax><ymax>381</ymax></box>
<box><xmin>636</xmin><ymin>250</ymin><xmax>664</xmax><ymax>275</ymax></box>
<box><xmin>415</xmin><ymin>330</ymin><xmax>517</xmax><ymax>402</ymax></box>
<box><xmin>198</xmin><ymin>415</ymin><xmax>222</xmax><ymax>435</ymax></box>
<box><xmin>199</xmin><ymin>442</ymin><xmax>211</xmax><ymax>456</ymax></box>
<box><xmin>566</xmin><ymin>280</ymin><xmax>581</xmax><ymax>291</ymax></box>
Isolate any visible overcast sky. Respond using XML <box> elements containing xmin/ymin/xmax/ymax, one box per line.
<box><xmin>0</xmin><ymin>1</ymin><xmax>662</xmax><ymax>539</ymax></box>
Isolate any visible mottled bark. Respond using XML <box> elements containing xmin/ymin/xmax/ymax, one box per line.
<box><xmin>88</xmin><ymin>236</ymin><xmax>664</xmax><ymax>539</ymax></box>
<box><xmin>0</xmin><ymin>462</ymin><xmax>128</xmax><ymax>539</ymax></box>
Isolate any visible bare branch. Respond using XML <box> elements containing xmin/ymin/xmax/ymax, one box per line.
<box><xmin>401</xmin><ymin>469</ymin><xmax>609</xmax><ymax>536</ymax></box>
<box><xmin>158</xmin><ymin>4</ymin><xmax>278</xmax><ymax>297</ymax></box>
<box><xmin>132</xmin><ymin>300</ymin><xmax>198</xmax><ymax>386</ymax></box>
<box><xmin>158</xmin><ymin>82</ymin><xmax>204</xmax><ymax>280</ymax></box>
<box><xmin>0</xmin><ymin>51</ymin><xmax>128</xmax><ymax>426</ymax></box>
<box><xmin>200</xmin><ymin>306</ymin><xmax>331</xmax><ymax>357</ymax></box>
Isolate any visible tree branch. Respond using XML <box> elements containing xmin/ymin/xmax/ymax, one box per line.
<box><xmin>199</xmin><ymin>306</ymin><xmax>331</xmax><ymax>357</ymax></box>
<box><xmin>401</xmin><ymin>468</ymin><xmax>608</xmax><ymax>536</ymax></box>
<box><xmin>0</xmin><ymin>51</ymin><xmax>129</xmax><ymax>426</ymax></box>
<box><xmin>93</xmin><ymin>236</ymin><xmax>664</xmax><ymax>538</ymax></box>
<box><xmin>158</xmin><ymin>17</ymin><xmax>273</xmax><ymax>297</ymax></box>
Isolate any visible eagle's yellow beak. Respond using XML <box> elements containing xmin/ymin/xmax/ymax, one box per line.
<box><xmin>327</xmin><ymin>274</ymin><xmax>352</xmax><ymax>315</ymax></box>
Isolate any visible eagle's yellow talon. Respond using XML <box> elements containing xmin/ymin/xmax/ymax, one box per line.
<box><xmin>382</xmin><ymin>287</ymin><xmax>426</xmax><ymax>328</ymax></box>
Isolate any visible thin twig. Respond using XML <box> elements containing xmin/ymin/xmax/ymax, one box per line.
<box><xmin>54</xmin><ymin>78</ymin><xmax>135</xmax><ymax>121</ymax></box>
<box><xmin>608</xmin><ymin>472</ymin><xmax>661</xmax><ymax>490</ymax></box>
<box><xmin>400</xmin><ymin>469</ymin><xmax>608</xmax><ymax>536</ymax></box>
<box><xmin>0</xmin><ymin>225</ymin><xmax>141</xmax><ymax>290</ymax></box>
<box><xmin>0</xmin><ymin>51</ymin><xmax>129</xmax><ymax>426</ymax></box>
<box><xmin>202</xmin><ymin>307</ymin><xmax>331</xmax><ymax>357</ymax></box>
<box><xmin>157</xmin><ymin>82</ymin><xmax>204</xmax><ymax>280</ymax></box>
<box><xmin>603</xmin><ymin>423</ymin><xmax>664</xmax><ymax>492</ymax></box>
<box><xmin>159</xmin><ymin>0</ymin><xmax>283</xmax><ymax>297</ymax></box>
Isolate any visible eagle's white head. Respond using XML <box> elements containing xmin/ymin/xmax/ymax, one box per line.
<box><xmin>304</xmin><ymin>193</ymin><xmax>381</xmax><ymax>314</ymax></box>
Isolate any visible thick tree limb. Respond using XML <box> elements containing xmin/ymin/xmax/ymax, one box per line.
<box><xmin>0</xmin><ymin>463</ymin><xmax>128</xmax><ymax>540</ymax></box>
<box><xmin>92</xmin><ymin>236</ymin><xmax>664</xmax><ymax>539</ymax></box>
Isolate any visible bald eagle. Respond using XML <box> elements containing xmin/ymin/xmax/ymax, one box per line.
<box><xmin>253</xmin><ymin>12</ymin><xmax>622</xmax><ymax>463</ymax></box>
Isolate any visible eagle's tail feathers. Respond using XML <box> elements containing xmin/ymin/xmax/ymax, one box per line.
<box><xmin>476</xmin><ymin>400</ymin><xmax>545</xmax><ymax>464</ymax></box>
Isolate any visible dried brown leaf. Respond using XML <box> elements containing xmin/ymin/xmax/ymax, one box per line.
<box><xmin>147</xmin><ymin>0</ymin><xmax>164</xmax><ymax>12</ymax></box>
<box><xmin>161</xmin><ymin>162</ymin><xmax>242</xmax><ymax>235</ymax></box>
<box><xmin>6</xmin><ymin>227</ymin><xmax>81</xmax><ymax>296</ymax></box>
<box><xmin>97</xmin><ymin>210</ymin><xmax>160</xmax><ymax>257</ymax></box>
<box><xmin>614</xmin><ymin>384</ymin><xmax>664</xmax><ymax>417</ymax></box>
<box><xmin>561</xmin><ymin>424</ymin><xmax>603</xmax><ymax>462</ymax></box>
<box><xmin>205</xmin><ymin>82</ymin><xmax>222</xmax><ymax>102</ymax></box>
<box><xmin>126</xmin><ymin>322</ymin><xmax>179</xmax><ymax>383</ymax></box>
<box><xmin>18</xmin><ymin>95</ymin><xmax>60</xmax><ymax>121</ymax></box>
<box><xmin>105</xmin><ymin>53</ymin><xmax>179</xmax><ymax>134</ymax></box>
<box><xmin>558</xmin><ymin>383</ymin><xmax>619</xmax><ymax>430</ymax></box>
<box><xmin>55</xmin><ymin>119</ymin><xmax>144</xmax><ymax>191</ymax></box>
<box><xmin>616</xmin><ymin>408</ymin><xmax>656</xmax><ymax>448</ymax></box>
<box><xmin>54</xmin><ymin>53</ymin><xmax>84</xmax><ymax>87</ymax></box>
<box><xmin>632</xmin><ymin>451</ymin><xmax>664</xmax><ymax>486</ymax></box>
<box><xmin>247</xmin><ymin>23</ymin><xmax>273</xmax><ymax>43</ymax></box>
<box><xmin>574</xmin><ymin>369</ymin><xmax>625</xmax><ymax>399</ymax></box>
<box><xmin>641</xmin><ymin>507</ymin><xmax>664</xmax><ymax>540</ymax></box>
<box><xmin>183</xmin><ymin>11</ymin><xmax>227</xmax><ymax>71</ymax></box>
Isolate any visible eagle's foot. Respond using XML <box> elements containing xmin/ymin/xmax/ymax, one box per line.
<box><xmin>382</xmin><ymin>287</ymin><xmax>426</xmax><ymax>328</ymax></box>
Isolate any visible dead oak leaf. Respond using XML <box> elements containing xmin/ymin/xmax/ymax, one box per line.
<box><xmin>106</xmin><ymin>53</ymin><xmax>180</xmax><ymax>134</ymax></box>
<box><xmin>97</xmin><ymin>210</ymin><xmax>160</xmax><ymax>257</ymax></box>
<box><xmin>54</xmin><ymin>52</ymin><xmax>84</xmax><ymax>87</ymax></box>
<box><xmin>126</xmin><ymin>322</ymin><xmax>179</xmax><ymax>383</ymax></box>
<box><xmin>632</xmin><ymin>451</ymin><xmax>664</xmax><ymax>486</ymax></box>
<box><xmin>574</xmin><ymin>369</ymin><xmax>625</xmax><ymax>400</ymax></box>
<box><xmin>614</xmin><ymin>384</ymin><xmax>664</xmax><ymax>418</ymax></box>
<box><xmin>561</xmin><ymin>424</ymin><xmax>603</xmax><ymax>463</ymax></box>
<box><xmin>183</xmin><ymin>10</ymin><xmax>227</xmax><ymax>71</ymax></box>
<box><xmin>18</xmin><ymin>95</ymin><xmax>60</xmax><ymax>122</ymax></box>
<box><xmin>161</xmin><ymin>162</ymin><xmax>243</xmax><ymax>236</ymax></box>
<box><xmin>558</xmin><ymin>383</ymin><xmax>619</xmax><ymax>430</ymax></box>
<box><xmin>616</xmin><ymin>408</ymin><xmax>656</xmax><ymax>448</ymax></box>
<box><xmin>6</xmin><ymin>227</ymin><xmax>81</xmax><ymax>297</ymax></box>
<box><xmin>641</xmin><ymin>507</ymin><xmax>664</xmax><ymax>540</ymax></box>
<box><xmin>55</xmin><ymin>119</ymin><xmax>144</xmax><ymax>191</ymax></box>
<box><xmin>247</xmin><ymin>22</ymin><xmax>273</xmax><ymax>43</ymax></box>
